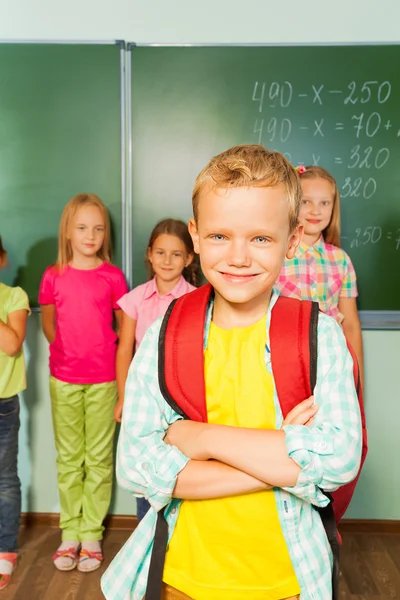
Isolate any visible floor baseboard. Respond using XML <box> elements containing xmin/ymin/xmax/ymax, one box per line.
<box><xmin>339</xmin><ymin>519</ymin><xmax>400</xmax><ymax>534</ymax></box>
<box><xmin>20</xmin><ymin>512</ymin><xmax>138</xmax><ymax>530</ymax></box>
<box><xmin>20</xmin><ymin>513</ymin><xmax>400</xmax><ymax>534</ymax></box>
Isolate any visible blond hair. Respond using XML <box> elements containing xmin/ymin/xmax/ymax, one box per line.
<box><xmin>299</xmin><ymin>166</ymin><xmax>341</xmax><ymax>247</ymax></box>
<box><xmin>56</xmin><ymin>193</ymin><xmax>112</xmax><ymax>268</ymax></box>
<box><xmin>192</xmin><ymin>144</ymin><xmax>301</xmax><ymax>232</ymax></box>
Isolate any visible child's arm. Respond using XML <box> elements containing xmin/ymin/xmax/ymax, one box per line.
<box><xmin>40</xmin><ymin>304</ymin><xmax>56</xmax><ymax>343</ymax></box>
<box><xmin>0</xmin><ymin>310</ymin><xmax>28</xmax><ymax>356</ymax></box>
<box><xmin>114</xmin><ymin>311</ymin><xmax>136</xmax><ymax>423</ymax></box>
<box><xmin>173</xmin><ymin>460</ymin><xmax>269</xmax><ymax>499</ymax></box>
<box><xmin>117</xmin><ymin>319</ymin><xmax>270</xmax><ymax>511</ymax></box>
<box><xmin>114</xmin><ymin>308</ymin><xmax>124</xmax><ymax>337</ymax></box>
<box><xmin>338</xmin><ymin>297</ymin><xmax>364</xmax><ymax>388</ymax></box>
<box><xmin>166</xmin><ymin>315</ymin><xmax>362</xmax><ymax>507</ymax></box>
<box><xmin>169</xmin><ymin>398</ymin><xmax>315</xmax><ymax>497</ymax></box>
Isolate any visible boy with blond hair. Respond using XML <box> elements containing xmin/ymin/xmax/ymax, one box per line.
<box><xmin>102</xmin><ymin>145</ymin><xmax>362</xmax><ymax>600</ymax></box>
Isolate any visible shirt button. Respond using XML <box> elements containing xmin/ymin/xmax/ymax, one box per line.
<box><xmin>142</xmin><ymin>462</ymin><xmax>150</xmax><ymax>471</ymax></box>
<box><xmin>171</xmin><ymin>507</ymin><xmax>176</xmax><ymax>515</ymax></box>
<box><xmin>317</xmin><ymin>442</ymin><xmax>327</xmax><ymax>450</ymax></box>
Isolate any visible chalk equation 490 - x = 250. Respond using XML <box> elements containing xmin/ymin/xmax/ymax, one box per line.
<box><xmin>349</xmin><ymin>226</ymin><xmax>400</xmax><ymax>250</ymax></box>
<box><xmin>252</xmin><ymin>80</ymin><xmax>392</xmax><ymax>113</ymax></box>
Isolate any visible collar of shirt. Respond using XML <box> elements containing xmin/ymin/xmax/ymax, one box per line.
<box><xmin>143</xmin><ymin>276</ymin><xmax>187</xmax><ymax>300</ymax></box>
<box><xmin>203</xmin><ymin>288</ymin><xmax>279</xmax><ymax>351</ymax></box>
<box><xmin>296</xmin><ymin>235</ymin><xmax>326</xmax><ymax>258</ymax></box>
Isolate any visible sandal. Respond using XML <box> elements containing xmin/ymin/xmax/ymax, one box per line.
<box><xmin>77</xmin><ymin>548</ymin><xmax>103</xmax><ymax>573</ymax></box>
<box><xmin>0</xmin><ymin>553</ymin><xmax>17</xmax><ymax>590</ymax></box>
<box><xmin>52</xmin><ymin>546</ymin><xmax>79</xmax><ymax>571</ymax></box>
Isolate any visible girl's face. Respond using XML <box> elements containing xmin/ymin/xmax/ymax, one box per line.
<box><xmin>148</xmin><ymin>234</ymin><xmax>192</xmax><ymax>284</ymax></box>
<box><xmin>68</xmin><ymin>205</ymin><xmax>105</xmax><ymax>261</ymax></box>
<box><xmin>299</xmin><ymin>177</ymin><xmax>335</xmax><ymax>244</ymax></box>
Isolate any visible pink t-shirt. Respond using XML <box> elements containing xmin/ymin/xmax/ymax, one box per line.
<box><xmin>117</xmin><ymin>276</ymin><xmax>196</xmax><ymax>349</ymax></box>
<box><xmin>39</xmin><ymin>263</ymin><xmax>128</xmax><ymax>384</ymax></box>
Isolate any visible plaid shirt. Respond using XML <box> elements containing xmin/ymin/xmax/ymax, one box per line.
<box><xmin>275</xmin><ymin>237</ymin><xmax>358</xmax><ymax>323</ymax></box>
<box><xmin>101</xmin><ymin>290</ymin><xmax>362</xmax><ymax>600</ymax></box>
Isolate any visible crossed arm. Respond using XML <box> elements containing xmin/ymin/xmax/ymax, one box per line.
<box><xmin>165</xmin><ymin>399</ymin><xmax>316</xmax><ymax>499</ymax></box>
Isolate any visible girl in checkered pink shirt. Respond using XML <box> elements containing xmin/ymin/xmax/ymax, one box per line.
<box><xmin>276</xmin><ymin>166</ymin><xmax>364</xmax><ymax>385</ymax></box>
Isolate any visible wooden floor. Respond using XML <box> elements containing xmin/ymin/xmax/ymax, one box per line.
<box><xmin>2</xmin><ymin>527</ymin><xmax>400</xmax><ymax>599</ymax></box>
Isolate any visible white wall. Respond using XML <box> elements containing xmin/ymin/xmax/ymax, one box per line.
<box><xmin>1</xmin><ymin>0</ymin><xmax>400</xmax><ymax>44</ymax></box>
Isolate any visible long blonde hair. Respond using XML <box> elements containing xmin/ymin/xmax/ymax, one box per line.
<box><xmin>299</xmin><ymin>166</ymin><xmax>341</xmax><ymax>247</ymax></box>
<box><xmin>192</xmin><ymin>144</ymin><xmax>301</xmax><ymax>233</ymax></box>
<box><xmin>56</xmin><ymin>193</ymin><xmax>112</xmax><ymax>268</ymax></box>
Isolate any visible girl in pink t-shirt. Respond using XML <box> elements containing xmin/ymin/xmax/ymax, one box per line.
<box><xmin>39</xmin><ymin>194</ymin><xmax>128</xmax><ymax>573</ymax></box>
<box><xmin>116</xmin><ymin>219</ymin><xmax>199</xmax><ymax>520</ymax></box>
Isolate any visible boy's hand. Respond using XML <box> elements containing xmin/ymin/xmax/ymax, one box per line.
<box><xmin>282</xmin><ymin>397</ymin><xmax>318</xmax><ymax>427</ymax></box>
<box><xmin>164</xmin><ymin>420</ymin><xmax>211</xmax><ymax>460</ymax></box>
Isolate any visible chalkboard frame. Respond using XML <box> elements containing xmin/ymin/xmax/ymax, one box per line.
<box><xmin>0</xmin><ymin>38</ymin><xmax>128</xmax><ymax>310</ymax></box>
<box><xmin>127</xmin><ymin>42</ymin><xmax>400</xmax><ymax>330</ymax></box>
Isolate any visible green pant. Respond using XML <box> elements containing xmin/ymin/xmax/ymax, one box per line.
<box><xmin>50</xmin><ymin>376</ymin><xmax>117</xmax><ymax>542</ymax></box>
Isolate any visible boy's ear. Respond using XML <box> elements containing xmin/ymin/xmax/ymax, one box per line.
<box><xmin>188</xmin><ymin>219</ymin><xmax>200</xmax><ymax>254</ymax></box>
<box><xmin>286</xmin><ymin>225</ymin><xmax>303</xmax><ymax>259</ymax></box>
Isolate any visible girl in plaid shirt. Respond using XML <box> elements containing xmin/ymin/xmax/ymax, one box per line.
<box><xmin>275</xmin><ymin>166</ymin><xmax>364</xmax><ymax>385</ymax></box>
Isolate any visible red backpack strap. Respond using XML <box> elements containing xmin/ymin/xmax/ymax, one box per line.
<box><xmin>271</xmin><ymin>296</ymin><xmax>340</xmax><ymax>598</ymax></box>
<box><xmin>158</xmin><ymin>283</ymin><xmax>212</xmax><ymax>422</ymax></box>
<box><xmin>270</xmin><ymin>296</ymin><xmax>319</xmax><ymax>415</ymax></box>
<box><xmin>146</xmin><ymin>285</ymin><xmax>211</xmax><ymax>600</ymax></box>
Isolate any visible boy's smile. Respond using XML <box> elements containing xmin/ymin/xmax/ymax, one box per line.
<box><xmin>189</xmin><ymin>184</ymin><xmax>302</xmax><ymax>326</ymax></box>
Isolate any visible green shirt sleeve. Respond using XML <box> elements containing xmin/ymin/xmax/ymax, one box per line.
<box><xmin>6</xmin><ymin>286</ymin><xmax>31</xmax><ymax>316</ymax></box>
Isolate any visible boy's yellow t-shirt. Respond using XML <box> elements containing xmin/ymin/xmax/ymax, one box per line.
<box><xmin>163</xmin><ymin>316</ymin><xmax>300</xmax><ymax>600</ymax></box>
<box><xmin>0</xmin><ymin>283</ymin><xmax>30</xmax><ymax>399</ymax></box>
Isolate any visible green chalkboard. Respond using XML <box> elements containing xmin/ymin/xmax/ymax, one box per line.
<box><xmin>130</xmin><ymin>45</ymin><xmax>400</xmax><ymax>314</ymax></box>
<box><xmin>0</xmin><ymin>43</ymin><xmax>123</xmax><ymax>305</ymax></box>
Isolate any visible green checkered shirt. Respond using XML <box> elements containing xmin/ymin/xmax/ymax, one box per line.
<box><xmin>102</xmin><ymin>291</ymin><xmax>362</xmax><ymax>600</ymax></box>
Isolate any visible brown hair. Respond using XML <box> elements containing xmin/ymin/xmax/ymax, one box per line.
<box><xmin>146</xmin><ymin>218</ymin><xmax>200</xmax><ymax>287</ymax></box>
<box><xmin>299</xmin><ymin>166</ymin><xmax>341</xmax><ymax>247</ymax></box>
<box><xmin>192</xmin><ymin>144</ymin><xmax>301</xmax><ymax>233</ymax></box>
<box><xmin>56</xmin><ymin>193</ymin><xmax>112</xmax><ymax>268</ymax></box>
<box><xmin>0</xmin><ymin>236</ymin><xmax>5</xmax><ymax>260</ymax></box>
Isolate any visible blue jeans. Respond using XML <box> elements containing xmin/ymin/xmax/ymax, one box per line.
<box><xmin>136</xmin><ymin>498</ymin><xmax>150</xmax><ymax>522</ymax></box>
<box><xmin>0</xmin><ymin>396</ymin><xmax>21</xmax><ymax>553</ymax></box>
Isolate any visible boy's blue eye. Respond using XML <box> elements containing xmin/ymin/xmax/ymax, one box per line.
<box><xmin>254</xmin><ymin>236</ymin><xmax>269</xmax><ymax>244</ymax></box>
<box><xmin>211</xmin><ymin>234</ymin><xmax>225</xmax><ymax>241</ymax></box>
